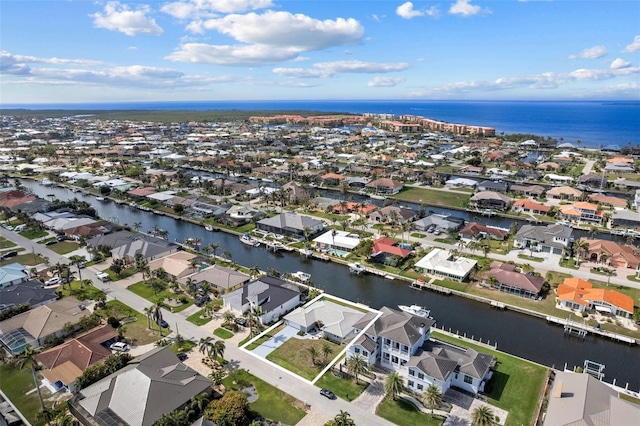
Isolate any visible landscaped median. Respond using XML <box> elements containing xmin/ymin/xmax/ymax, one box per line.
<box><xmin>431</xmin><ymin>331</ymin><xmax>548</xmax><ymax>426</ymax></box>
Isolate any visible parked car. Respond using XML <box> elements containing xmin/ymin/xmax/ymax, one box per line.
<box><xmin>320</xmin><ymin>389</ymin><xmax>336</xmax><ymax>400</ymax></box>
<box><xmin>1</xmin><ymin>251</ymin><xmax>18</xmax><ymax>259</ymax></box>
<box><xmin>177</xmin><ymin>352</ymin><xmax>188</xmax><ymax>361</ymax></box>
<box><xmin>433</xmin><ymin>229</ymin><xmax>442</xmax><ymax>236</ymax></box>
<box><xmin>14</xmin><ymin>224</ymin><xmax>26</xmax><ymax>232</ymax></box>
<box><xmin>56</xmin><ymin>235</ymin><xmax>66</xmax><ymax>241</ymax></box>
<box><xmin>110</xmin><ymin>342</ymin><xmax>129</xmax><ymax>352</ymax></box>
<box><xmin>44</xmin><ymin>277</ymin><xmax>60</xmax><ymax>286</ymax></box>
<box><xmin>234</xmin><ymin>317</ymin><xmax>247</xmax><ymax>326</ymax></box>
<box><xmin>195</xmin><ymin>295</ymin><xmax>209</xmax><ymax>307</ymax></box>
<box><xmin>157</xmin><ymin>319</ymin><xmax>169</xmax><ymax>328</ymax></box>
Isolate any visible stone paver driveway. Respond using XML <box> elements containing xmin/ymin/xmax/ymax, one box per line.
<box><xmin>252</xmin><ymin>325</ymin><xmax>299</xmax><ymax>358</ymax></box>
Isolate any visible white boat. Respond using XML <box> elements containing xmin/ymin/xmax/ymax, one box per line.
<box><xmin>369</xmin><ymin>194</ymin><xmax>387</xmax><ymax>200</ymax></box>
<box><xmin>205</xmin><ymin>225</ymin><xmax>214</xmax><ymax>232</ymax></box>
<box><xmin>398</xmin><ymin>304</ymin><xmax>431</xmax><ymax>318</ymax></box>
<box><xmin>41</xmin><ymin>178</ymin><xmax>53</xmax><ymax>186</ymax></box>
<box><xmin>292</xmin><ymin>271</ymin><xmax>311</xmax><ymax>282</ymax></box>
<box><xmin>70</xmin><ymin>187</ymin><xmax>80</xmax><ymax>193</ymax></box>
<box><xmin>240</xmin><ymin>234</ymin><xmax>260</xmax><ymax>247</ymax></box>
<box><xmin>95</xmin><ymin>196</ymin><xmax>106</xmax><ymax>201</ymax></box>
<box><xmin>349</xmin><ymin>262</ymin><xmax>367</xmax><ymax>274</ymax></box>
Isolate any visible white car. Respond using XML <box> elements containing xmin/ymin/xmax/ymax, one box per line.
<box><xmin>44</xmin><ymin>277</ymin><xmax>60</xmax><ymax>286</ymax></box>
<box><xmin>110</xmin><ymin>342</ymin><xmax>129</xmax><ymax>352</ymax></box>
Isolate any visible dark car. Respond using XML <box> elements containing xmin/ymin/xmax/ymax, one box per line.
<box><xmin>157</xmin><ymin>319</ymin><xmax>169</xmax><ymax>328</ymax></box>
<box><xmin>177</xmin><ymin>352</ymin><xmax>188</xmax><ymax>361</ymax></box>
<box><xmin>1</xmin><ymin>251</ymin><xmax>18</xmax><ymax>259</ymax></box>
<box><xmin>320</xmin><ymin>389</ymin><xmax>336</xmax><ymax>400</ymax></box>
<box><xmin>234</xmin><ymin>317</ymin><xmax>247</xmax><ymax>326</ymax></box>
<box><xmin>56</xmin><ymin>235</ymin><xmax>66</xmax><ymax>241</ymax></box>
<box><xmin>195</xmin><ymin>296</ymin><xmax>209</xmax><ymax>307</ymax></box>
<box><xmin>45</xmin><ymin>240</ymin><xmax>57</xmax><ymax>246</ymax></box>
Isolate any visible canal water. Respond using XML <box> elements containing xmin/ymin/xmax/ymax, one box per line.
<box><xmin>24</xmin><ymin>180</ymin><xmax>640</xmax><ymax>389</ymax></box>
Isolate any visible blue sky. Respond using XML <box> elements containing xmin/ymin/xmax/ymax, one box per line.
<box><xmin>1</xmin><ymin>0</ymin><xmax>639</xmax><ymax>103</ymax></box>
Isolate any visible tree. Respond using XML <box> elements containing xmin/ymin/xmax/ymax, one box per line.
<box><xmin>248</xmin><ymin>265</ymin><xmax>261</xmax><ymax>280</ymax></box>
<box><xmin>346</xmin><ymin>354</ymin><xmax>368</xmax><ymax>384</ymax></box>
<box><xmin>384</xmin><ymin>371</ymin><xmax>404</xmax><ymax>400</ymax></box>
<box><xmin>15</xmin><ymin>346</ymin><xmax>45</xmax><ymax>409</ymax></box>
<box><xmin>204</xmin><ymin>390</ymin><xmax>250</xmax><ymax>426</ymax></box>
<box><xmin>199</xmin><ymin>336</ymin><xmax>215</xmax><ymax>359</ymax></box>
<box><xmin>211</xmin><ymin>339</ymin><xmax>226</xmax><ymax>362</ymax></box>
<box><xmin>207</xmin><ymin>242</ymin><xmax>220</xmax><ymax>263</ymax></box>
<box><xmin>326</xmin><ymin>410</ymin><xmax>355</xmax><ymax>426</ymax></box>
<box><xmin>471</xmin><ymin>405</ymin><xmax>496</xmax><ymax>426</ymax></box>
<box><xmin>421</xmin><ymin>383</ymin><xmax>442</xmax><ymax>418</ymax></box>
<box><xmin>307</xmin><ymin>346</ymin><xmax>319</xmax><ymax>365</ymax></box>
<box><xmin>602</xmin><ymin>267</ymin><xmax>616</xmax><ymax>286</ymax></box>
<box><xmin>190</xmin><ymin>392</ymin><xmax>210</xmax><ymax>413</ymax></box>
<box><xmin>321</xmin><ymin>342</ymin><xmax>334</xmax><ymax>364</ymax></box>
<box><xmin>69</xmin><ymin>255</ymin><xmax>86</xmax><ymax>281</ymax></box>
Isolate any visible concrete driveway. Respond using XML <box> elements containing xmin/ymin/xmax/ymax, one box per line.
<box><xmin>252</xmin><ymin>325</ymin><xmax>299</xmax><ymax>358</ymax></box>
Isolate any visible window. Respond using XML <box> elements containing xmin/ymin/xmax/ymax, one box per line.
<box><xmin>417</xmin><ymin>384</ymin><xmax>423</xmax><ymax>391</ymax></box>
<box><xmin>455</xmin><ymin>373</ymin><xmax>458</xmax><ymax>379</ymax></box>
<box><xmin>464</xmin><ymin>375</ymin><xmax>473</xmax><ymax>384</ymax></box>
<box><xmin>408</xmin><ymin>380</ymin><xmax>414</xmax><ymax>387</ymax></box>
<box><xmin>409</xmin><ymin>370</ymin><xmax>415</xmax><ymax>376</ymax></box>
<box><xmin>362</xmin><ymin>351</ymin><xmax>368</xmax><ymax>357</ymax></box>
<box><xmin>354</xmin><ymin>348</ymin><xmax>360</xmax><ymax>354</ymax></box>
<box><xmin>418</xmin><ymin>373</ymin><xmax>424</xmax><ymax>380</ymax></box>
<box><xmin>391</xmin><ymin>356</ymin><xmax>398</xmax><ymax>363</ymax></box>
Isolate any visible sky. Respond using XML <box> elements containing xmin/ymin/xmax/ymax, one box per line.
<box><xmin>1</xmin><ymin>0</ymin><xmax>639</xmax><ymax>103</ymax></box>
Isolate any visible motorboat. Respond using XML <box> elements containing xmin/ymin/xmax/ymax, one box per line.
<box><xmin>205</xmin><ymin>225</ymin><xmax>214</xmax><ymax>232</ymax></box>
<box><xmin>95</xmin><ymin>196</ymin><xmax>106</xmax><ymax>201</ymax></box>
<box><xmin>240</xmin><ymin>233</ymin><xmax>260</xmax><ymax>247</ymax></box>
<box><xmin>41</xmin><ymin>178</ymin><xmax>53</xmax><ymax>186</ymax></box>
<box><xmin>292</xmin><ymin>271</ymin><xmax>311</xmax><ymax>282</ymax></box>
<box><xmin>348</xmin><ymin>262</ymin><xmax>367</xmax><ymax>274</ymax></box>
<box><xmin>398</xmin><ymin>304</ymin><xmax>432</xmax><ymax>318</ymax></box>
<box><xmin>369</xmin><ymin>194</ymin><xmax>386</xmax><ymax>200</ymax></box>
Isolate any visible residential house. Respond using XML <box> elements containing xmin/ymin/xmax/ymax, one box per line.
<box><xmin>0</xmin><ymin>297</ymin><xmax>89</xmax><ymax>355</ymax></box>
<box><xmin>368</xmin><ymin>205</ymin><xmax>417</xmax><ymax>223</ymax></box>
<box><xmin>482</xmin><ymin>262</ymin><xmax>545</xmax><ymax>299</ymax></box>
<box><xmin>469</xmin><ymin>191</ymin><xmax>512</xmax><ymax>210</ymax></box>
<box><xmin>148</xmin><ymin>251</ymin><xmax>198</xmax><ymax>280</ymax></box>
<box><xmin>320</xmin><ymin>173</ymin><xmax>346</xmax><ymax>186</ymax></box>
<box><xmin>459</xmin><ymin>222</ymin><xmax>508</xmax><ymax>241</ymax></box>
<box><xmin>512</xmin><ymin>199</ymin><xmax>552</xmax><ymax>216</ymax></box>
<box><xmin>0</xmin><ymin>281</ymin><xmax>58</xmax><ymax>310</ymax></box>
<box><xmin>588</xmin><ymin>194</ymin><xmax>628</xmax><ymax>209</ymax></box>
<box><xmin>477</xmin><ymin>180</ymin><xmax>509</xmax><ymax>193</ymax></box>
<box><xmin>69</xmin><ymin>347</ymin><xmax>212</xmax><ymax>426</ymax></box>
<box><xmin>365</xmin><ymin>178</ymin><xmax>404</xmax><ymax>195</ymax></box>
<box><xmin>87</xmin><ymin>230</ymin><xmax>179</xmax><ymax>263</ymax></box>
<box><xmin>190</xmin><ymin>201</ymin><xmax>232</xmax><ymax>218</ymax></box>
<box><xmin>412</xmin><ymin>214</ymin><xmax>465</xmax><ymax>232</ymax></box>
<box><xmin>445</xmin><ymin>177</ymin><xmax>478</xmax><ymax>189</ymax></box>
<box><xmin>510</xmin><ymin>184</ymin><xmax>546</xmax><ymax>198</ymax></box>
<box><xmin>224</xmin><ymin>205</ymin><xmax>263</xmax><ymax>224</ymax></box>
<box><xmin>578</xmin><ymin>173</ymin><xmax>606</xmax><ymax>188</ymax></box>
<box><xmin>64</xmin><ymin>220</ymin><xmax>113</xmax><ymax>240</ymax></box>
<box><xmin>611</xmin><ymin>209</ymin><xmax>640</xmax><ymax>229</ymax></box>
<box><xmin>414</xmin><ymin>248</ymin><xmax>477</xmax><ymax>282</ymax></box>
<box><xmin>284</xmin><ymin>298</ymin><xmax>366</xmax><ymax>343</ymax></box>
<box><xmin>0</xmin><ymin>263</ymin><xmax>29</xmax><ymax>289</ymax></box>
<box><xmin>513</xmin><ymin>224</ymin><xmax>573</xmax><ymax>255</ymax></box>
<box><xmin>371</xmin><ymin>237</ymin><xmax>413</xmax><ymax>265</ymax></box>
<box><xmin>256</xmin><ymin>212</ymin><xmax>324</xmax><ymax>239</ymax></box>
<box><xmin>223</xmin><ymin>276</ymin><xmax>301</xmax><ymax>325</ymax></box>
<box><xmin>544</xmin><ymin>371</ymin><xmax>640</xmax><ymax>426</ymax></box>
<box><xmin>558</xmin><ymin>202</ymin><xmax>604</xmax><ymax>224</ymax></box>
<box><xmin>281</xmin><ymin>181</ymin><xmax>311</xmax><ymax>203</ymax></box>
<box><xmin>459</xmin><ymin>165</ymin><xmax>483</xmax><ymax>176</ymax></box>
<box><xmin>348</xmin><ymin>307</ymin><xmax>494</xmax><ymax>396</ymax></box>
<box><xmin>546</xmin><ymin>186</ymin><xmax>583</xmax><ymax>200</ymax></box>
<box><xmin>313</xmin><ymin>230</ymin><xmax>361</xmax><ymax>254</ymax></box>
<box><xmin>36</xmin><ymin>325</ymin><xmax>119</xmax><ymax>393</ymax></box>
<box><xmin>579</xmin><ymin>238</ymin><xmax>640</xmax><ymax>269</ymax></box>
<box><xmin>180</xmin><ymin>264</ymin><xmax>249</xmax><ymax>293</ymax></box>
<box><xmin>557</xmin><ymin>278</ymin><xmax>634</xmax><ymax>318</ymax></box>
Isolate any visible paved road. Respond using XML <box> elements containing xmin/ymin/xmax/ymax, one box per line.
<box><xmin>0</xmin><ymin>228</ymin><xmax>393</xmax><ymax>426</ymax></box>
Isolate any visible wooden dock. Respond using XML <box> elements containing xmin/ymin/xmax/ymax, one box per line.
<box><xmin>410</xmin><ymin>280</ymin><xmax>452</xmax><ymax>295</ymax></box>
<box><xmin>490</xmin><ymin>301</ymin><xmax>506</xmax><ymax>309</ymax></box>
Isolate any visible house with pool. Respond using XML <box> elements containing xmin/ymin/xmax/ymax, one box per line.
<box><xmin>312</xmin><ymin>230</ymin><xmax>361</xmax><ymax>256</ymax></box>
<box><xmin>346</xmin><ymin>307</ymin><xmax>495</xmax><ymax>397</ymax></box>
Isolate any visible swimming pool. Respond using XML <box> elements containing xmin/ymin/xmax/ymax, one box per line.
<box><xmin>327</xmin><ymin>249</ymin><xmax>349</xmax><ymax>257</ymax></box>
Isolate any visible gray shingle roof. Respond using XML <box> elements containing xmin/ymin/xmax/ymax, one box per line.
<box><xmin>257</xmin><ymin>212</ymin><xmax>323</xmax><ymax>232</ymax></box>
<box><xmin>367</xmin><ymin>307</ymin><xmax>435</xmax><ymax>347</ymax></box>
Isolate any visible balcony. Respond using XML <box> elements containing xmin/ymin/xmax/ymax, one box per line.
<box><xmin>383</xmin><ymin>344</ymin><xmax>410</xmax><ymax>356</ymax></box>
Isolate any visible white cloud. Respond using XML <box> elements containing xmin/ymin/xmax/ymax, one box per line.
<box><xmin>568</xmin><ymin>45</ymin><xmax>607</xmax><ymax>60</ymax></box>
<box><xmin>610</xmin><ymin>58</ymin><xmax>631</xmax><ymax>70</ymax></box>
<box><xmin>397</xmin><ymin>2</ymin><xmax>423</xmax><ymax>19</ymax></box>
<box><xmin>169</xmin><ymin>11</ymin><xmax>364</xmax><ymax>65</ymax></box>
<box><xmin>624</xmin><ymin>35</ymin><xmax>640</xmax><ymax>53</ymax></box>
<box><xmin>91</xmin><ymin>2</ymin><xmax>163</xmax><ymax>36</ymax></box>
<box><xmin>273</xmin><ymin>60</ymin><xmax>410</xmax><ymax>78</ymax></box>
<box><xmin>161</xmin><ymin>0</ymin><xmax>272</xmax><ymax>20</ymax></box>
<box><xmin>368</xmin><ymin>76</ymin><xmax>404</xmax><ymax>87</ymax></box>
<box><xmin>449</xmin><ymin>0</ymin><xmax>487</xmax><ymax>17</ymax></box>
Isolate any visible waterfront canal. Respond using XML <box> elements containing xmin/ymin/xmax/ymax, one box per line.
<box><xmin>24</xmin><ymin>180</ymin><xmax>640</xmax><ymax>389</ymax></box>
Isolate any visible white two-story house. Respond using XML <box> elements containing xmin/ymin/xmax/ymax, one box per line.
<box><xmin>347</xmin><ymin>307</ymin><xmax>494</xmax><ymax>396</ymax></box>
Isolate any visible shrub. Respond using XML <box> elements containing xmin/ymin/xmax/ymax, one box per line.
<box><xmin>179</xmin><ymin>296</ymin><xmax>189</xmax><ymax>304</ymax></box>
<box><xmin>107</xmin><ymin>316</ymin><xmax>121</xmax><ymax>328</ymax></box>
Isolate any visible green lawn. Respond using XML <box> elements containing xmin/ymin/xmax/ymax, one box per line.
<box><xmin>0</xmin><ymin>253</ymin><xmax>46</xmax><ymax>267</ymax></box>
<box><xmin>19</xmin><ymin>229</ymin><xmax>48</xmax><ymax>239</ymax></box>
<box><xmin>169</xmin><ymin>339</ymin><xmax>196</xmax><ymax>354</ymax></box>
<box><xmin>186</xmin><ymin>308</ymin><xmax>213</xmax><ymax>326</ymax></box>
<box><xmin>95</xmin><ymin>300</ymin><xmax>165</xmax><ymax>345</ymax></box>
<box><xmin>377</xmin><ymin>396</ymin><xmax>444</xmax><ymax>426</ymax></box>
<box><xmin>431</xmin><ymin>331</ymin><xmax>547</xmax><ymax>426</ymax></box>
<box><xmin>395</xmin><ymin>187</ymin><xmax>470</xmax><ymax>208</ymax></box>
<box><xmin>43</xmin><ymin>241</ymin><xmax>79</xmax><ymax>254</ymax></box>
<box><xmin>223</xmin><ymin>369</ymin><xmax>306</xmax><ymax>425</ymax></box>
<box><xmin>517</xmin><ymin>254</ymin><xmax>544</xmax><ymax>262</ymax></box>
<box><xmin>0</xmin><ymin>364</ymin><xmax>48</xmax><ymax>426</ymax></box>
<box><xmin>213</xmin><ymin>327</ymin><xmax>234</xmax><ymax>339</ymax></box>
<box><xmin>0</xmin><ymin>237</ymin><xmax>17</xmax><ymax>249</ymax></box>
<box><xmin>56</xmin><ymin>280</ymin><xmax>105</xmax><ymax>301</ymax></box>
<box><xmin>266</xmin><ymin>337</ymin><xmax>341</xmax><ymax>381</ymax></box>
<box><xmin>315</xmin><ymin>370</ymin><xmax>368</xmax><ymax>401</ymax></box>
<box><xmin>102</xmin><ymin>267</ymin><xmax>137</xmax><ymax>281</ymax></box>
<box><xmin>411</xmin><ymin>233</ymin><xmax>427</xmax><ymax>238</ymax></box>
<box><xmin>127</xmin><ymin>282</ymin><xmax>194</xmax><ymax>313</ymax></box>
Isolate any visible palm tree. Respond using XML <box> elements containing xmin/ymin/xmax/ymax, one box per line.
<box><xmin>332</xmin><ymin>410</ymin><xmax>355</xmax><ymax>426</ymax></box>
<box><xmin>199</xmin><ymin>336</ymin><xmax>214</xmax><ymax>359</ymax></box>
<box><xmin>321</xmin><ymin>342</ymin><xmax>333</xmax><ymax>364</ymax></box>
<box><xmin>208</xmin><ymin>242</ymin><xmax>220</xmax><ymax>263</ymax></box>
<box><xmin>471</xmin><ymin>405</ymin><xmax>496</xmax><ymax>426</ymax></box>
<box><xmin>69</xmin><ymin>255</ymin><xmax>86</xmax><ymax>281</ymax></box>
<box><xmin>133</xmin><ymin>221</ymin><xmax>142</xmax><ymax>231</ymax></box>
<box><xmin>15</xmin><ymin>346</ymin><xmax>45</xmax><ymax>409</ymax></box>
<box><xmin>307</xmin><ymin>346</ymin><xmax>319</xmax><ymax>365</ymax></box>
<box><xmin>346</xmin><ymin>354</ymin><xmax>368</xmax><ymax>384</ymax></box>
<box><xmin>190</xmin><ymin>392</ymin><xmax>210</xmax><ymax>413</ymax></box>
<box><xmin>152</xmin><ymin>301</ymin><xmax>165</xmax><ymax>336</ymax></box>
<box><xmin>573</xmin><ymin>239</ymin><xmax>589</xmax><ymax>264</ymax></box>
<box><xmin>143</xmin><ymin>306</ymin><xmax>153</xmax><ymax>329</ymax></box>
<box><xmin>211</xmin><ymin>340</ymin><xmax>225</xmax><ymax>362</ymax></box>
<box><xmin>384</xmin><ymin>371</ymin><xmax>404</xmax><ymax>400</ymax></box>
<box><xmin>249</xmin><ymin>265</ymin><xmax>261</xmax><ymax>280</ymax></box>
<box><xmin>421</xmin><ymin>383</ymin><xmax>442</xmax><ymax>418</ymax></box>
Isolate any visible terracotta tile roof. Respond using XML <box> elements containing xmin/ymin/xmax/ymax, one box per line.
<box><xmin>321</xmin><ymin>173</ymin><xmax>346</xmax><ymax>180</ymax></box>
<box><xmin>372</xmin><ymin>237</ymin><xmax>412</xmax><ymax>258</ymax></box>
<box><xmin>557</xmin><ymin>278</ymin><xmax>634</xmax><ymax>314</ymax></box>
<box><xmin>512</xmin><ymin>199</ymin><xmax>551</xmax><ymax>212</ymax></box>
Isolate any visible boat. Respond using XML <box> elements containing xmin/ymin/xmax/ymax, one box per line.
<box><xmin>95</xmin><ymin>196</ymin><xmax>106</xmax><ymax>201</ymax></box>
<box><xmin>398</xmin><ymin>304</ymin><xmax>432</xmax><ymax>318</ymax></box>
<box><xmin>205</xmin><ymin>225</ymin><xmax>214</xmax><ymax>232</ymax></box>
<box><xmin>292</xmin><ymin>271</ymin><xmax>311</xmax><ymax>282</ymax></box>
<box><xmin>41</xmin><ymin>178</ymin><xmax>53</xmax><ymax>186</ymax></box>
<box><xmin>70</xmin><ymin>187</ymin><xmax>80</xmax><ymax>193</ymax></box>
<box><xmin>348</xmin><ymin>262</ymin><xmax>367</xmax><ymax>274</ymax></box>
<box><xmin>369</xmin><ymin>194</ymin><xmax>387</xmax><ymax>200</ymax></box>
<box><xmin>240</xmin><ymin>233</ymin><xmax>260</xmax><ymax>247</ymax></box>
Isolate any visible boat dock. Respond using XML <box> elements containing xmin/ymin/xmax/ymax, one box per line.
<box><xmin>545</xmin><ymin>316</ymin><xmax>637</xmax><ymax>344</ymax></box>
<box><xmin>490</xmin><ymin>301</ymin><xmax>506</xmax><ymax>309</ymax></box>
<box><xmin>263</xmin><ymin>240</ymin><xmax>294</xmax><ymax>252</ymax></box>
<box><xmin>410</xmin><ymin>279</ymin><xmax>452</xmax><ymax>295</ymax></box>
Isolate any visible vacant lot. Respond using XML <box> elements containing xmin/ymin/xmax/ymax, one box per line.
<box><xmin>266</xmin><ymin>337</ymin><xmax>341</xmax><ymax>381</ymax></box>
<box><xmin>395</xmin><ymin>187</ymin><xmax>470</xmax><ymax>208</ymax></box>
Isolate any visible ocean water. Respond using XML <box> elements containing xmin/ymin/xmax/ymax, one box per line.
<box><xmin>3</xmin><ymin>100</ymin><xmax>639</xmax><ymax>149</ymax></box>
